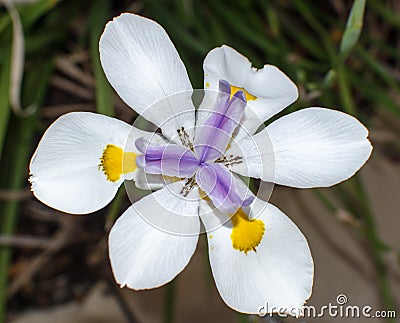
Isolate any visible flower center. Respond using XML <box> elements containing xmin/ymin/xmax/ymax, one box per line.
<box><xmin>99</xmin><ymin>144</ymin><xmax>137</xmax><ymax>182</ymax></box>
<box><xmin>134</xmin><ymin>80</ymin><xmax>253</xmax><ymax>213</ymax></box>
<box><xmin>230</xmin><ymin>208</ymin><xmax>265</xmax><ymax>254</ymax></box>
<box><xmin>230</xmin><ymin>85</ymin><xmax>257</xmax><ymax>101</ymax></box>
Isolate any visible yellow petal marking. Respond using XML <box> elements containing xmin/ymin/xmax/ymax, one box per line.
<box><xmin>99</xmin><ymin>144</ymin><xmax>137</xmax><ymax>182</ymax></box>
<box><xmin>163</xmin><ymin>175</ymin><xmax>182</xmax><ymax>183</ymax></box>
<box><xmin>230</xmin><ymin>85</ymin><xmax>257</xmax><ymax>101</ymax></box>
<box><xmin>199</xmin><ymin>188</ymin><xmax>210</xmax><ymax>201</ymax></box>
<box><xmin>230</xmin><ymin>208</ymin><xmax>265</xmax><ymax>254</ymax></box>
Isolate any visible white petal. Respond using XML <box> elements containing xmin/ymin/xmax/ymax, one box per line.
<box><xmin>203</xmin><ymin>45</ymin><xmax>298</xmax><ymax>136</ymax></box>
<box><xmin>131</xmin><ymin>170</ymin><xmax>165</xmax><ymax>190</ymax></box>
<box><xmin>100</xmin><ymin>13</ymin><xmax>195</xmax><ymax>140</ymax></box>
<box><xmin>225</xmin><ymin>129</ymin><xmax>275</xmax><ymax>181</ymax></box>
<box><xmin>29</xmin><ymin>112</ymin><xmax>143</xmax><ymax>214</ymax></box>
<box><xmin>228</xmin><ymin>108</ymin><xmax>373</xmax><ymax>188</ymax></box>
<box><xmin>131</xmin><ymin>167</ymin><xmax>186</xmax><ymax>191</ymax></box>
<box><xmin>109</xmin><ymin>181</ymin><xmax>200</xmax><ymax>289</ymax></box>
<box><xmin>200</xmin><ymin>198</ymin><xmax>313</xmax><ymax>315</ymax></box>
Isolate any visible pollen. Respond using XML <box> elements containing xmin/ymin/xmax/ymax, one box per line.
<box><xmin>99</xmin><ymin>144</ymin><xmax>137</xmax><ymax>182</ymax></box>
<box><xmin>230</xmin><ymin>85</ymin><xmax>257</xmax><ymax>101</ymax></box>
<box><xmin>230</xmin><ymin>208</ymin><xmax>265</xmax><ymax>254</ymax></box>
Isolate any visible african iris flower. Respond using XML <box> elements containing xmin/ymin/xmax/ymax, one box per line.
<box><xmin>29</xmin><ymin>13</ymin><xmax>372</xmax><ymax>315</ymax></box>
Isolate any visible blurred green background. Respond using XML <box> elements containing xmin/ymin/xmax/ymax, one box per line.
<box><xmin>0</xmin><ymin>0</ymin><xmax>399</xmax><ymax>322</ymax></box>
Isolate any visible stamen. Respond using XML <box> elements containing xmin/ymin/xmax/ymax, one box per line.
<box><xmin>177</xmin><ymin>127</ymin><xmax>193</xmax><ymax>150</ymax></box>
<box><xmin>230</xmin><ymin>208</ymin><xmax>265</xmax><ymax>254</ymax></box>
<box><xmin>99</xmin><ymin>144</ymin><xmax>137</xmax><ymax>182</ymax></box>
<box><xmin>214</xmin><ymin>156</ymin><xmax>227</xmax><ymax>163</ymax></box>
<box><xmin>226</xmin><ymin>155</ymin><xmax>243</xmax><ymax>166</ymax></box>
<box><xmin>180</xmin><ymin>177</ymin><xmax>196</xmax><ymax>197</ymax></box>
<box><xmin>215</xmin><ymin>154</ymin><xmax>243</xmax><ymax>167</ymax></box>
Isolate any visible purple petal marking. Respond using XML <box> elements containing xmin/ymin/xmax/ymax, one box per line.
<box><xmin>194</xmin><ymin>80</ymin><xmax>246</xmax><ymax>163</ymax></box>
<box><xmin>135</xmin><ymin>137</ymin><xmax>149</xmax><ymax>154</ymax></box>
<box><xmin>136</xmin><ymin>155</ymin><xmax>146</xmax><ymax>168</ymax></box>
<box><xmin>135</xmin><ymin>138</ymin><xmax>200</xmax><ymax>178</ymax></box>
<box><xmin>196</xmin><ymin>163</ymin><xmax>254</xmax><ymax>213</ymax></box>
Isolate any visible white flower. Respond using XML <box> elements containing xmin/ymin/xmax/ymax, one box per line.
<box><xmin>29</xmin><ymin>13</ymin><xmax>372</xmax><ymax>316</ymax></box>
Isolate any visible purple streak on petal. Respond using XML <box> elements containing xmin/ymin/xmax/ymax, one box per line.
<box><xmin>194</xmin><ymin>80</ymin><xmax>246</xmax><ymax>163</ymax></box>
<box><xmin>196</xmin><ymin>163</ymin><xmax>254</xmax><ymax>213</ymax></box>
<box><xmin>135</xmin><ymin>137</ymin><xmax>148</xmax><ymax>154</ymax></box>
<box><xmin>134</xmin><ymin>138</ymin><xmax>200</xmax><ymax>178</ymax></box>
<box><xmin>136</xmin><ymin>155</ymin><xmax>145</xmax><ymax>168</ymax></box>
<box><xmin>218</xmin><ymin>78</ymin><xmax>231</xmax><ymax>95</ymax></box>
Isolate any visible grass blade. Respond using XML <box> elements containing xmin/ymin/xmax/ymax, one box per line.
<box><xmin>88</xmin><ymin>0</ymin><xmax>113</xmax><ymax>117</ymax></box>
<box><xmin>339</xmin><ymin>0</ymin><xmax>366</xmax><ymax>59</ymax></box>
<box><xmin>0</xmin><ymin>46</ymin><xmax>11</xmax><ymax>163</ymax></box>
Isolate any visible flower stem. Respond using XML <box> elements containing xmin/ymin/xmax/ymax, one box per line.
<box><xmin>0</xmin><ymin>115</ymin><xmax>37</xmax><ymax>323</ymax></box>
<box><xmin>337</xmin><ymin>60</ymin><xmax>396</xmax><ymax>320</ymax></box>
<box><xmin>351</xmin><ymin>176</ymin><xmax>396</xmax><ymax>318</ymax></box>
<box><xmin>164</xmin><ymin>280</ymin><xmax>176</xmax><ymax>323</ymax></box>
